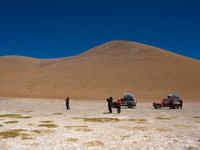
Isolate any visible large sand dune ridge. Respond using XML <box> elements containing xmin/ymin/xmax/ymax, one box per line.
<box><xmin>0</xmin><ymin>40</ymin><xmax>199</xmax><ymax>100</ymax></box>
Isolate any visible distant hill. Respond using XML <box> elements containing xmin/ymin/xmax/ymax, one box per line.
<box><xmin>0</xmin><ymin>40</ymin><xmax>199</xmax><ymax>100</ymax></box>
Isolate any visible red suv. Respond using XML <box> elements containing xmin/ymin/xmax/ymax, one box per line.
<box><xmin>153</xmin><ymin>98</ymin><xmax>181</xmax><ymax>109</ymax></box>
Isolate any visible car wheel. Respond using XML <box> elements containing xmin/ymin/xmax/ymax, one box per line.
<box><xmin>174</xmin><ymin>105</ymin><xmax>179</xmax><ymax>109</ymax></box>
<box><xmin>128</xmin><ymin>104</ymin><xmax>133</xmax><ymax>108</ymax></box>
<box><xmin>156</xmin><ymin>105</ymin><xmax>161</xmax><ymax>109</ymax></box>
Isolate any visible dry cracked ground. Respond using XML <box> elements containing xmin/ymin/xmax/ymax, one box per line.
<box><xmin>0</xmin><ymin>98</ymin><xmax>199</xmax><ymax>150</ymax></box>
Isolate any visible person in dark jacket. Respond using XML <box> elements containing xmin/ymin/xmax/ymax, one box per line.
<box><xmin>170</xmin><ymin>99</ymin><xmax>173</xmax><ymax>109</ymax></box>
<box><xmin>180</xmin><ymin>99</ymin><xmax>183</xmax><ymax>109</ymax></box>
<box><xmin>107</xmin><ymin>97</ymin><xmax>113</xmax><ymax>113</ymax></box>
<box><xmin>65</xmin><ymin>97</ymin><xmax>70</xmax><ymax>110</ymax></box>
<box><xmin>117</xmin><ymin>98</ymin><xmax>121</xmax><ymax>113</ymax></box>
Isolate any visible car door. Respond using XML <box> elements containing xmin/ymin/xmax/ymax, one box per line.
<box><xmin>163</xmin><ymin>99</ymin><xmax>170</xmax><ymax>107</ymax></box>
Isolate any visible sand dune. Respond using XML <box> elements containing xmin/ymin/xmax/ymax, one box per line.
<box><xmin>0</xmin><ymin>40</ymin><xmax>199</xmax><ymax>101</ymax></box>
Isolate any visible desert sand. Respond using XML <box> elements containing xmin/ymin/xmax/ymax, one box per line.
<box><xmin>0</xmin><ymin>41</ymin><xmax>199</xmax><ymax>100</ymax></box>
<box><xmin>0</xmin><ymin>98</ymin><xmax>199</xmax><ymax>150</ymax></box>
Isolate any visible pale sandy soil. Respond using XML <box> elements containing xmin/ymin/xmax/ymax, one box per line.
<box><xmin>0</xmin><ymin>98</ymin><xmax>199</xmax><ymax>150</ymax></box>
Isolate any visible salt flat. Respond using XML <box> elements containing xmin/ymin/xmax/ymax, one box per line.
<box><xmin>0</xmin><ymin>98</ymin><xmax>199</xmax><ymax>150</ymax></box>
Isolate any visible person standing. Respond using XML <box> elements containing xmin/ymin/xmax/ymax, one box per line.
<box><xmin>107</xmin><ymin>97</ymin><xmax>113</xmax><ymax>113</ymax></box>
<box><xmin>170</xmin><ymin>99</ymin><xmax>173</xmax><ymax>109</ymax></box>
<box><xmin>180</xmin><ymin>99</ymin><xmax>183</xmax><ymax>109</ymax></box>
<box><xmin>65</xmin><ymin>97</ymin><xmax>70</xmax><ymax>110</ymax></box>
<box><xmin>117</xmin><ymin>98</ymin><xmax>121</xmax><ymax>113</ymax></box>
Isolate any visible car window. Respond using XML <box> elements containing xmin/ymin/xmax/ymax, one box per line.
<box><xmin>174</xmin><ymin>99</ymin><xmax>179</xmax><ymax>102</ymax></box>
<box><xmin>164</xmin><ymin>99</ymin><xmax>169</xmax><ymax>102</ymax></box>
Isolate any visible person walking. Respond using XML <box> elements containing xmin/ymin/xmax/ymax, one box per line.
<box><xmin>117</xmin><ymin>98</ymin><xmax>121</xmax><ymax>113</ymax></box>
<box><xmin>107</xmin><ymin>97</ymin><xmax>113</xmax><ymax>113</ymax></box>
<box><xmin>180</xmin><ymin>99</ymin><xmax>183</xmax><ymax>109</ymax></box>
<box><xmin>65</xmin><ymin>97</ymin><xmax>70</xmax><ymax>110</ymax></box>
<box><xmin>170</xmin><ymin>99</ymin><xmax>173</xmax><ymax>109</ymax></box>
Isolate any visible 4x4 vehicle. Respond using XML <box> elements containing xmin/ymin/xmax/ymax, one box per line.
<box><xmin>153</xmin><ymin>98</ymin><xmax>181</xmax><ymax>109</ymax></box>
<box><xmin>112</xmin><ymin>97</ymin><xmax>137</xmax><ymax>108</ymax></box>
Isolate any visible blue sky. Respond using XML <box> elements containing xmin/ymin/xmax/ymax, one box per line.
<box><xmin>0</xmin><ymin>0</ymin><xmax>199</xmax><ymax>59</ymax></box>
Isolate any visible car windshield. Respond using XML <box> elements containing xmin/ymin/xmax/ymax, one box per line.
<box><xmin>162</xmin><ymin>99</ymin><xmax>168</xmax><ymax>102</ymax></box>
<box><xmin>174</xmin><ymin>99</ymin><xmax>180</xmax><ymax>102</ymax></box>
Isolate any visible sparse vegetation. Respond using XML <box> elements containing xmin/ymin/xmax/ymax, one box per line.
<box><xmin>0</xmin><ymin>114</ymin><xmax>22</xmax><ymax>118</ymax></box>
<box><xmin>53</xmin><ymin>113</ymin><xmax>62</xmax><ymax>115</ymax></box>
<box><xmin>73</xmin><ymin>117</ymin><xmax>120</xmax><ymax>122</ymax></box>
<box><xmin>40</xmin><ymin>130</ymin><xmax>55</xmax><ymax>134</ymax></box>
<box><xmin>0</xmin><ymin>129</ymin><xmax>27</xmax><ymax>139</ymax></box>
<box><xmin>120</xmin><ymin>135</ymin><xmax>130</xmax><ymax>138</ymax></box>
<box><xmin>38</xmin><ymin>124</ymin><xmax>59</xmax><ymax>128</ymax></box>
<box><xmin>127</xmin><ymin>119</ymin><xmax>137</xmax><ymax>121</ymax></box>
<box><xmin>119</xmin><ymin>126</ymin><xmax>147</xmax><ymax>131</ymax></box>
<box><xmin>126</xmin><ymin>118</ymin><xmax>148</xmax><ymax>124</ymax></box>
<box><xmin>176</xmin><ymin>135</ymin><xmax>183</xmax><ymax>138</ymax></box>
<box><xmin>12</xmin><ymin>129</ymin><xmax>27</xmax><ymax>132</ymax></box>
<box><xmin>83</xmin><ymin>141</ymin><xmax>104</xmax><ymax>147</ymax></box>
<box><xmin>0</xmin><ymin>114</ymin><xmax>32</xmax><ymax>119</ymax></box>
<box><xmin>17</xmin><ymin>110</ymin><xmax>33</xmax><ymax>113</ymax></box>
<box><xmin>156</xmin><ymin>128</ymin><xmax>172</xmax><ymax>132</ymax></box>
<box><xmin>39</xmin><ymin>121</ymin><xmax>53</xmax><ymax>123</ymax></box>
<box><xmin>171</xmin><ymin>116</ymin><xmax>179</xmax><ymax>118</ymax></box>
<box><xmin>155</xmin><ymin>117</ymin><xmax>171</xmax><ymax>120</ymax></box>
<box><xmin>0</xmin><ymin>131</ymin><xmax>20</xmax><ymax>138</ymax></box>
<box><xmin>30</xmin><ymin>129</ymin><xmax>54</xmax><ymax>135</ymax></box>
<box><xmin>27</xmin><ymin>123</ymin><xmax>35</xmax><ymax>126</ymax></box>
<box><xmin>192</xmin><ymin>116</ymin><xmax>200</xmax><ymax>119</ymax></box>
<box><xmin>72</xmin><ymin>117</ymin><xmax>83</xmax><ymax>119</ymax></box>
<box><xmin>0</xmin><ymin>124</ymin><xmax>3</xmax><ymax>127</ymax></box>
<box><xmin>183</xmin><ymin>146</ymin><xmax>198</xmax><ymax>150</ymax></box>
<box><xmin>20</xmin><ymin>116</ymin><xmax>32</xmax><ymax>119</ymax></box>
<box><xmin>30</xmin><ymin>130</ymin><xmax>41</xmax><ymax>134</ymax></box>
<box><xmin>66</xmin><ymin>137</ymin><xmax>78</xmax><ymax>142</ymax></box>
<box><xmin>137</xmin><ymin>119</ymin><xmax>148</xmax><ymax>121</ymax></box>
<box><xmin>4</xmin><ymin>121</ymin><xmax>18</xmax><ymax>124</ymax></box>
<box><xmin>21</xmin><ymin>133</ymin><xmax>32</xmax><ymax>140</ymax></box>
<box><xmin>143</xmin><ymin>135</ymin><xmax>151</xmax><ymax>138</ymax></box>
<box><xmin>120</xmin><ymin>135</ymin><xmax>130</xmax><ymax>140</ymax></box>
<box><xmin>83</xmin><ymin>118</ymin><xmax>119</xmax><ymax>122</ymax></box>
<box><xmin>75</xmin><ymin>128</ymin><xmax>92</xmax><ymax>132</ymax></box>
<box><xmin>64</xmin><ymin>125</ymin><xmax>88</xmax><ymax>128</ymax></box>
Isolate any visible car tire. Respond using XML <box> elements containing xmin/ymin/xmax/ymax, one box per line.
<box><xmin>156</xmin><ymin>105</ymin><xmax>161</xmax><ymax>109</ymax></box>
<box><xmin>128</xmin><ymin>104</ymin><xmax>133</xmax><ymax>108</ymax></box>
<box><xmin>174</xmin><ymin>105</ymin><xmax>179</xmax><ymax>109</ymax></box>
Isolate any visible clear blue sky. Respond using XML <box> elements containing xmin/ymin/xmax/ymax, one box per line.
<box><xmin>0</xmin><ymin>0</ymin><xmax>199</xmax><ymax>59</ymax></box>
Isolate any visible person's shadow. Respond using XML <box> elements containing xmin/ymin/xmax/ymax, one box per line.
<box><xmin>102</xmin><ymin>112</ymin><xmax>111</xmax><ymax>114</ymax></box>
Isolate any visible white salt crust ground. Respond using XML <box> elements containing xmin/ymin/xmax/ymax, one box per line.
<box><xmin>0</xmin><ymin>98</ymin><xmax>199</xmax><ymax>150</ymax></box>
